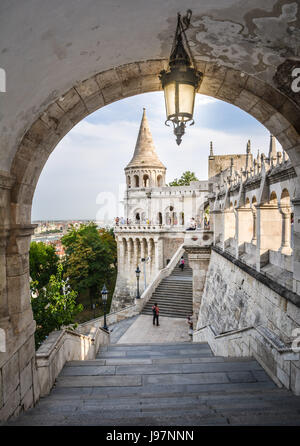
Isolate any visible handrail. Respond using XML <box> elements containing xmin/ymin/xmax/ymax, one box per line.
<box><xmin>194</xmin><ymin>323</ymin><xmax>296</xmax><ymax>355</ymax></box>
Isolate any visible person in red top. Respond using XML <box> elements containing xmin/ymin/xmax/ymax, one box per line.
<box><xmin>152</xmin><ymin>303</ymin><xmax>159</xmax><ymax>326</ymax></box>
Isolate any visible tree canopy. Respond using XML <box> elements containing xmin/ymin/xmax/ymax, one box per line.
<box><xmin>168</xmin><ymin>171</ymin><xmax>199</xmax><ymax>186</ymax></box>
<box><xmin>31</xmin><ymin>264</ymin><xmax>83</xmax><ymax>348</ymax></box>
<box><xmin>61</xmin><ymin>223</ymin><xmax>117</xmax><ymax>304</ymax></box>
<box><xmin>29</xmin><ymin>241</ymin><xmax>59</xmax><ymax>288</ymax></box>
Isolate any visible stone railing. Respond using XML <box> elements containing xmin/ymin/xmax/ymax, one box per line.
<box><xmin>36</xmin><ymin>324</ymin><xmax>110</xmax><ymax>396</ymax></box>
<box><xmin>194</xmin><ymin>323</ymin><xmax>300</xmax><ymax>395</ymax></box>
<box><xmin>77</xmin><ymin>303</ymin><xmax>141</xmax><ymax>332</ymax></box>
<box><xmin>115</xmin><ymin>224</ymin><xmax>185</xmax><ymax>232</ymax></box>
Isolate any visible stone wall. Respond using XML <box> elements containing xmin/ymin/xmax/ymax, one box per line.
<box><xmin>196</xmin><ymin>248</ymin><xmax>300</xmax><ymax>393</ymax></box>
<box><xmin>163</xmin><ymin>236</ymin><xmax>184</xmax><ymax>266</ymax></box>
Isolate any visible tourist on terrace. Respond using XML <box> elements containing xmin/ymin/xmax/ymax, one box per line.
<box><xmin>186</xmin><ymin>217</ymin><xmax>196</xmax><ymax>231</ymax></box>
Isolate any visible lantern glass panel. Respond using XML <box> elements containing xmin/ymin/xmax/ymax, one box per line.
<box><xmin>178</xmin><ymin>83</ymin><xmax>195</xmax><ymax>120</ymax></box>
<box><xmin>164</xmin><ymin>82</ymin><xmax>176</xmax><ymax>118</ymax></box>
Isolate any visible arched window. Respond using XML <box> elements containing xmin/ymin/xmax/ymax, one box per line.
<box><xmin>127</xmin><ymin>176</ymin><xmax>131</xmax><ymax>188</ymax></box>
<box><xmin>135</xmin><ymin>212</ymin><xmax>140</xmax><ymax>223</ymax></box>
<box><xmin>134</xmin><ymin>175</ymin><xmax>139</xmax><ymax>187</ymax></box>
<box><xmin>158</xmin><ymin>212</ymin><xmax>162</xmax><ymax>225</ymax></box>
<box><xmin>143</xmin><ymin>174</ymin><xmax>150</xmax><ymax>187</ymax></box>
<box><xmin>157</xmin><ymin>175</ymin><xmax>163</xmax><ymax>187</ymax></box>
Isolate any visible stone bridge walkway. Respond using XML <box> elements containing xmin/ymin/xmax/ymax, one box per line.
<box><xmin>7</xmin><ymin>315</ymin><xmax>300</xmax><ymax>426</ymax></box>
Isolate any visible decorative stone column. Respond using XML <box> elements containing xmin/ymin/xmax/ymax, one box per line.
<box><xmin>291</xmin><ymin>198</ymin><xmax>300</xmax><ymax>294</ymax></box>
<box><xmin>251</xmin><ymin>206</ymin><xmax>257</xmax><ymax>245</ymax></box>
<box><xmin>235</xmin><ymin>207</ymin><xmax>253</xmax><ymax>259</ymax></box>
<box><xmin>0</xmin><ymin>223</ymin><xmax>40</xmax><ymax>422</ymax></box>
<box><xmin>154</xmin><ymin>238</ymin><xmax>164</xmax><ymax>272</ymax></box>
<box><xmin>127</xmin><ymin>239</ymin><xmax>133</xmax><ymax>272</ymax></box>
<box><xmin>211</xmin><ymin>209</ymin><xmax>222</xmax><ymax>246</ymax></box>
<box><xmin>133</xmin><ymin>239</ymin><xmax>139</xmax><ymax>268</ymax></box>
<box><xmin>118</xmin><ymin>238</ymin><xmax>125</xmax><ymax>275</ymax></box>
<box><xmin>279</xmin><ymin>206</ymin><xmax>292</xmax><ymax>255</ymax></box>
<box><xmin>222</xmin><ymin>208</ymin><xmax>236</xmax><ymax>251</ymax></box>
<box><xmin>184</xmin><ymin>245</ymin><xmax>211</xmax><ymax>327</ymax></box>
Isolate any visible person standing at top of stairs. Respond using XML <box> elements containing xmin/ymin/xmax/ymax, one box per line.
<box><xmin>179</xmin><ymin>256</ymin><xmax>185</xmax><ymax>271</ymax></box>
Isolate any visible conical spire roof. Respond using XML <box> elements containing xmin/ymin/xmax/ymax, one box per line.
<box><xmin>126</xmin><ymin>108</ymin><xmax>166</xmax><ymax>169</ymax></box>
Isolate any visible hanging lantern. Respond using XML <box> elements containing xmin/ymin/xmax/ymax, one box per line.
<box><xmin>159</xmin><ymin>10</ymin><xmax>203</xmax><ymax>145</ymax></box>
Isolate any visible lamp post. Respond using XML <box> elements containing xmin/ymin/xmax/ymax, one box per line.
<box><xmin>101</xmin><ymin>284</ymin><xmax>108</xmax><ymax>331</ymax></box>
<box><xmin>135</xmin><ymin>266</ymin><xmax>141</xmax><ymax>299</ymax></box>
<box><xmin>159</xmin><ymin>10</ymin><xmax>203</xmax><ymax>145</ymax></box>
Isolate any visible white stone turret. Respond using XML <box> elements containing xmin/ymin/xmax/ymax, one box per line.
<box><xmin>125</xmin><ymin>108</ymin><xmax>166</xmax><ymax>189</ymax></box>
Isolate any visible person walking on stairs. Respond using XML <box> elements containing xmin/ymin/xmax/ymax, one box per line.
<box><xmin>179</xmin><ymin>256</ymin><xmax>185</xmax><ymax>271</ymax></box>
<box><xmin>152</xmin><ymin>303</ymin><xmax>159</xmax><ymax>326</ymax></box>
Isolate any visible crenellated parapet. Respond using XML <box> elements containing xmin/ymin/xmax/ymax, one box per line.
<box><xmin>208</xmin><ymin>135</ymin><xmax>298</xmax><ymax>294</ymax></box>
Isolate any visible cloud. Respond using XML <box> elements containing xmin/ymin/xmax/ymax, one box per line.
<box><xmin>32</xmin><ymin>92</ymin><xmax>279</xmax><ymax>220</ymax></box>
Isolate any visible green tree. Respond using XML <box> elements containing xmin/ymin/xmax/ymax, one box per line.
<box><xmin>31</xmin><ymin>264</ymin><xmax>83</xmax><ymax>349</ymax></box>
<box><xmin>168</xmin><ymin>171</ymin><xmax>199</xmax><ymax>186</ymax></box>
<box><xmin>29</xmin><ymin>241</ymin><xmax>59</xmax><ymax>288</ymax></box>
<box><xmin>61</xmin><ymin>223</ymin><xmax>117</xmax><ymax>310</ymax></box>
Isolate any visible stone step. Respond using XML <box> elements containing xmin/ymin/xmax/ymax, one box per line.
<box><xmin>143</xmin><ymin>300</ymin><xmax>193</xmax><ymax>305</ymax></box>
<box><xmin>146</xmin><ymin>295</ymin><xmax>192</xmax><ymax>300</ymax></box>
<box><xmin>60</xmin><ymin>360</ymin><xmax>264</xmax><ymax>377</ymax></box>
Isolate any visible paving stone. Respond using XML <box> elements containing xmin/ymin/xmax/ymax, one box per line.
<box><xmin>143</xmin><ymin>372</ymin><xmax>230</xmax><ymax>386</ymax></box>
<box><xmin>56</xmin><ymin>375</ymin><xmax>142</xmax><ymax>387</ymax></box>
<box><xmin>60</xmin><ymin>366</ymin><xmax>116</xmax><ymax>376</ymax></box>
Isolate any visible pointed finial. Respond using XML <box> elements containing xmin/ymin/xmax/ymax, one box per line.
<box><xmin>209</xmin><ymin>141</ymin><xmax>214</xmax><ymax>157</ymax></box>
<box><xmin>246</xmin><ymin>140</ymin><xmax>251</xmax><ymax>153</ymax></box>
<box><xmin>268</xmin><ymin>134</ymin><xmax>277</xmax><ymax>162</ymax></box>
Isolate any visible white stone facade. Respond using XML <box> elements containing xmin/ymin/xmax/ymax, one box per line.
<box><xmin>111</xmin><ymin>110</ymin><xmax>209</xmax><ymax>310</ymax></box>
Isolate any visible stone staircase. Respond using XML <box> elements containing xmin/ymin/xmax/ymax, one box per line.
<box><xmin>142</xmin><ymin>253</ymin><xmax>193</xmax><ymax>318</ymax></box>
<box><xmin>8</xmin><ymin>341</ymin><xmax>300</xmax><ymax>425</ymax></box>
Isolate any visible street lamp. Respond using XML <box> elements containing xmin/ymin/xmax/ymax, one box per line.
<box><xmin>101</xmin><ymin>284</ymin><xmax>108</xmax><ymax>331</ymax></box>
<box><xmin>159</xmin><ymin>10</ymin><xmax>203</xmax><ymax>145</ymax></box>
<box><xmin>135</xmin><ymin>266</ymin><xmax>141</xmax><ymax>299</ymax></box>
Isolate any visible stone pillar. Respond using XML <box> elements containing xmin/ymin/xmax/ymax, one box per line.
<box><xmin>222</xmin><ymin>208</ymin><xmax>235</xmax><ymax>250</ymax></box>
<box><xmin>133</xmin><ymin>239</ymin><xmax>139</xmax><ymax>267</ymax></box>
<box><xmin>251</xmin><ymin>206</ymin><xmax>257</xmax><ymax>245</ymax></box>
<box><xmin>184</xmin><ymin>245</ymin><xmax>211</xmax><ymax>327</ymax></box>
<box><xmin>127</xmin><ymin>239</ymin><xmax>133</xmax><ymax>272</ymax></box>
<box><xmin>154</xmin><ymin>238</ymin><xmax>164</xmax><ymax>272</ymax></box>
<box><xmin>118</xmin><ymin>238</ymin><xmax>125</xmax><ymax>274</ymax></box>
<box><xmin>279</xmin><ymin>206</ymin><xmax>292</xmax><ymax>256</ymax></box>
<box><xmin>292</xmin><ymin>198</ymin><xmax>300</xmax><ymax>294</ymax></box>
<box><xmin>235</xmin><ymin>207</ymin><xmax>253</xmax><ymax>258</ymax></box>
<box><xmin>0</xmin><ymin>224</ymin><xmax>40</xmax><ymax>422</ymax></box>
<box><xmin>211</xmin><ymin>209</ymin><xmax>222</xmax><ymax>246</ymax></box>
<box><xmin>256</xmin><ymin>204</ymin><xmax>282</xmax><ymax>271</ymax></box>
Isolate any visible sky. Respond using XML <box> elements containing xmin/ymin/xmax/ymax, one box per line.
<box><xmin>31</xmin><ymin>91</ymin><xmax>281</xmax><ymax>221</ymax></box>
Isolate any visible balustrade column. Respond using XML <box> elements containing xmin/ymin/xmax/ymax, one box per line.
<box><xmin>118</xmin><ymin>239</ymin><xmax>125</xmax><ymax>274</ymax></box>
<box><xmin>251</xmin><ymin>208</ymin><xmax>257</xmax><ymax>245</ymax></box>
<box><xmin>280</xmin><ymin>206</ymin><xmax>292</xmax><ymax>255</ymax></box>
<box><xmin>127</xmin><ymin>240</ymin><xmax>133</xmax><ymax>272</ymax></box>
<box><xmin>154</xmin><ymin>238</ymin><xmax>163</xmax><ymax>271</ymax></box>
<box><xmin>134</xmin><ymin>239</ymin><xmax>139</xmax><ymax>267</ymax></box>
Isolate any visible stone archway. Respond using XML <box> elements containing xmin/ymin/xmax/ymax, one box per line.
<box><xmin>1</xmin><ymin>58</ymin><xmax>300</xmax><ymax>422</ymax></box>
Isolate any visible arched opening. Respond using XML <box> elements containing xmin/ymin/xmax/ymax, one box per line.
<box><xmin>143</xmin><ymin>174</ymin><xmax>150</xmax><ymax>188</ymax></box>
<box><xmin>134</xmin><ymin>175</ymin><xmax>139</xmax><ymax>188</ymax></box>
<box><xmin>157</xmin><ymin>175</ymin><xmax>163</xmax><ymax>187</ymax></box>
<box><xmin>127</xmin><ymin>176</ymin><xmax>131</xmax><ymax>188</ymax></box>
<box><xmin>157</xmin><ymin>212</ymin><xmax>162</xmax><ymax>225</ymax></box>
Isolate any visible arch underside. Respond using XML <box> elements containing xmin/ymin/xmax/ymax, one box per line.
<box><xmin>8</xmin><ymin>59</ymin><xmax>300</xmax><ymax>227</ymax></box>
